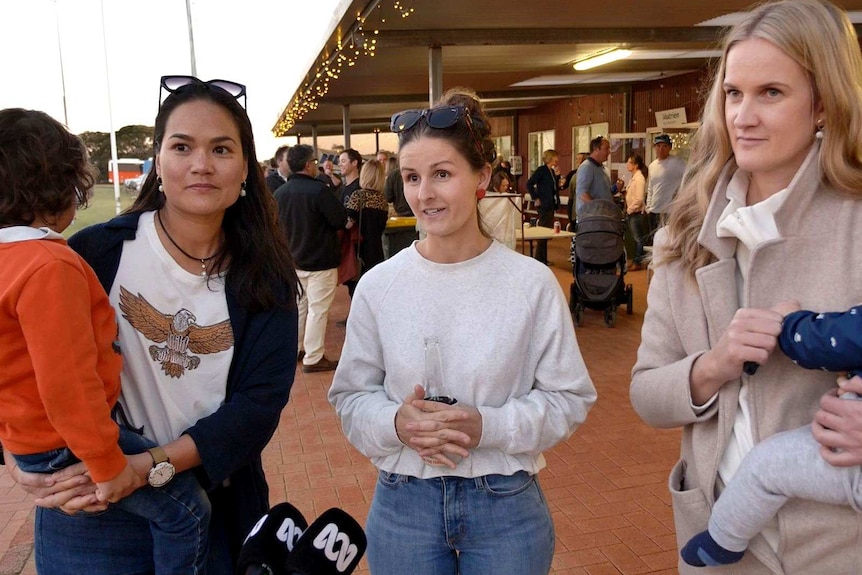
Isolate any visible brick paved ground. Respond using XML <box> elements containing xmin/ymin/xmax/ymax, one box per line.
<box><xmin>6</xmin><ymin>239</ymin><xmax>681</xmax><ymax>575</ymax></box>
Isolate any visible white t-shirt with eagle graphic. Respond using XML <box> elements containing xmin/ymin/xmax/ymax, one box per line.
<box><xmin>110</xmin><ymin>211</ymin><xmax>233</xmax><ymax>445</ymax></box>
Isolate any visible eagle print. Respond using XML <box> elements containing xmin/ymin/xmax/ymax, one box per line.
<box><xmin>118</xmin><ymin>287</ymin><xmax>233</xmax><ymax>378</ymax></box>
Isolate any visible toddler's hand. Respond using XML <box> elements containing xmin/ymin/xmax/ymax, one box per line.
<box><xmin>95</xmin><ymin>462</ymin><xmax>143</xmax><ymax>504</ymax></box>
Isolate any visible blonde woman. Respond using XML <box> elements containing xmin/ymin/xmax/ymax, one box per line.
<box><xmin>344</xmin><ymin>158</ymin><xmax>389</xmax><ymax>298</ymax></box>
<box><xmin>630</xmin><ymin>1</ymin><xmax>862</xmax><ymax>572</ymax></box>
<box><xmin>526</xmin><ymin>148</ymin><xmax>560</xmax><ymax>264</ymax></box>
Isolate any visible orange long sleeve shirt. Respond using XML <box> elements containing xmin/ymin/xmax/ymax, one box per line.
<box><xmin>0</xmin><ymin>237</ymin><xmax>126</xmax><ymax>482</ymax></box>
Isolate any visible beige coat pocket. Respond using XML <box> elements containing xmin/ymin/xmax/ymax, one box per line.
<box><xmin>667</xmin><ymin>458</ymin><xmax>710</xmax><ymax>551</ymax></box>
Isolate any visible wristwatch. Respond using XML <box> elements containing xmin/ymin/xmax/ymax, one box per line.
<box><xmin>146</xmin><ymin>446</ymin><xmax>176</xmax><ymax>488</ymax></box>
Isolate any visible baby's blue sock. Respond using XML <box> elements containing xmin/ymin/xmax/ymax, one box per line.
<box><xmin>681</xmin><ymin>530</ymin><xmax>745</xmax><ymax>567</ymax></box>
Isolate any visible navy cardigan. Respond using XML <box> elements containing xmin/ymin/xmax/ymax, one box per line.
<box><xmin>68</xmin><ymin>211</ymin><xmax>298</xmax><ymax>546</ymax></box>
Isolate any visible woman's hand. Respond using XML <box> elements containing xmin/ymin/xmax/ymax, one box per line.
<box><xmin>690</xmin><ymin>307</ymin><xmax>784</xmax><ymax>404</ymax></box>
<box><xmin>9</xmin><ymin>459</ymin><xmax>106</xmax><ymax>513</ymax></box>
<box><xmin>408</xmin><ymin>399</ymin><xmax>482</xmax><ymax>468</ymax></box>
<box><xmin>812</xmin><ymin>376</ymin><xmax>862</xmax><ymax>466</ymax></box>
<box><xmin>395</xmin><ymin>385</ymin><xmax>479</xmax><ymax>468</ymax></box>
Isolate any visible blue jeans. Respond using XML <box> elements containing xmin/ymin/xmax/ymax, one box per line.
<box><xmin>366</xmin><ymin>470</ymin><xmax>555</xmax><ymax>575</ymax></box>
<box><xmin>20</xmin><ymin>427</ymin><xmax>211</xmax><ymax>575</ymax></box>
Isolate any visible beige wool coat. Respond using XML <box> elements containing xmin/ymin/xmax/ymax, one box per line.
<box><xmin>631</xmin><ymin>145</ymin><xmax>862</xmax><ymax>575</ymax></box>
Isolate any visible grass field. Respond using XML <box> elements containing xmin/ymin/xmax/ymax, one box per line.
<box><xmin>65</xmin><ymin>184</ymin><xmax>136</xmax><ymax>238</ymax></box>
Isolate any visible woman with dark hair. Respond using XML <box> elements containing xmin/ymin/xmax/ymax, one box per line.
<box><xmin>11</xmin><ymin>76</ymin><xmax>300</xmax><ymax>574</ymax></box>
<box><xmin>623</xmin><ymin>154</ymin><xmax>649</xmax><ymax>270</ymax></box>
<box><xmin>490</xmin><ymin>170</ymin><xmax>512</xmax><ymax>194</ymax></box>
<box><xmin>329</xmin><ymin>88</ymin><xmax>596</xmax><ymax>575</ymax></box>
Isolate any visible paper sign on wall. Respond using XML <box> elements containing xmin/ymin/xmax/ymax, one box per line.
<box><xmin>655</xmin><ymin>107</ymin><xmax>687</xmax><ymax>128</ymax></box>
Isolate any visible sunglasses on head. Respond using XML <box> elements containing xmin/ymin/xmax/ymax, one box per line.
<box><xmin>159</xmin><ymin>75</ymin><xmax>247</xmax><ymax>110</ymax></box>
<box><xmin>390</xmin><ymin>105</ymin><xmax>495</xmax><ymax>163</ymax></box>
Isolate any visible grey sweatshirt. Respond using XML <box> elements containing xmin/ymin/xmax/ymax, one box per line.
<box><xmin>328</xmin><ymin>241</ymin><xmax>596</xmax><ymax>478</ymax></box>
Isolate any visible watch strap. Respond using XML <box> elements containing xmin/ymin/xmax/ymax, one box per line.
<box><xmin>147</xmin><ymin>446</ymin><xmax>169</xmax><ymax>466</ymax></box>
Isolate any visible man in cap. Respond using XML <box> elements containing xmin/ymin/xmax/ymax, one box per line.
<box><xmin>645</xmin><ymin>134</ymin><xmax>687</xmax><ymax>232</ymax></box>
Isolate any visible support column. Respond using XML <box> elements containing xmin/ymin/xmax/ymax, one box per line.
<box><xmin>342</xmin><ymin>104</ymin><xmax>351</xmax><ymax>149</ymax></box>
<box><xmin>429</xmin><ymin>45</ymin><xmax>442</xmax><ymax>106</ymax></box>
<box><xmin>312</xmin><ymin>125</ymin><xmax>319</xmax><ymax>158</ymax></box>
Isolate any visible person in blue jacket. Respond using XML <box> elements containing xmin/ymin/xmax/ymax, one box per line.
<box><xmin>526</xmin><ymin>149</ymin><xmax>561</xmax><ymax>265</ymax></box>
<box><xmin>8</xmin><ymin>76</ymin><xmax>300</xmax><ymax>575</ymax></box>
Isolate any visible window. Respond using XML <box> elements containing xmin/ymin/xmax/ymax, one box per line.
<box><xmin>527</xmin><ymin>130</ymin><xmax>555</xmax><ymax>175</ymax></box>
<box><xmin>491</xmin><ymin>135</ymin><xmax>512</xmax><ymax>164</ymax></box>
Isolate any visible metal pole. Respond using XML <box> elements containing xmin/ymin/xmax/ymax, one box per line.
<box><xmin>429</xmin><ymin>45</ymin><xmax>443</xmax><ymax>106</ymax></box>
<box><xmin>53</xmin><ymin>0</ymin><xmax>68</xmax><ymax>127</ymax></box>
<box><xmin>185</xmin><ymin>0</ymin><xmax>197</xmax><ymax>76</ymax></box>
<box><xmin>343</xmin><ymin>104</ymin><xmax>351</xmax><ymax>149</ymax></box>
<box><xmin>99</xmin><ymin>0</ymin><xmax>121</xmax><ymax>215</ymax></box>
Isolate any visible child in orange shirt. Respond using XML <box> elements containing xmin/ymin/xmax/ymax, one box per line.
<box><xmin>0</xmin><ymin>109</ymin><xmax>209</xmax><ymax>574</ymax></box>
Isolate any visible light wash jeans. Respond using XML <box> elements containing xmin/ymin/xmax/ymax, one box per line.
<box><xmin>296</xmin><ymin>267</ymin><xmax>338</xmax><ymax>364</ymax></box>
<box><xmin>366</xmin><ymin>470</ymin><xmax>555</xmax><ymax>575</ymax></box>
<box><xmin>23</xmin><ymin>427</ymin><xmax>212</xmax><ymax>575</ymax></box>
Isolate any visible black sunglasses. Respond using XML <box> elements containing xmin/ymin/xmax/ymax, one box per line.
<box><xmin>159</xmin><ymin>75</ymin><xmax>247</xmax><ymax>110</ymax></box>
<box><xmin>390</xmin><ymin>105</ymin><xmax>495</xmax><ymax>163</ymax></box>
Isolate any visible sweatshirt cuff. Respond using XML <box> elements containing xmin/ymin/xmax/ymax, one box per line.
<box><xmin>379</xmin><ymin>404</ymin><xmax>407</xmax><ymax>453</ymax></box>
<box><xmin>475</xmin><ymin>406</ymin><xmax>504</xmax><ymax>450</ymax></box>
<box><xmin>84</xmin><ymin>445</ymin><xmax>128</xmax><ymax>483</ymax></box>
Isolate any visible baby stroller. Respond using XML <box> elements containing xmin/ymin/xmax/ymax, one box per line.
<box><xmin>569</xmin><ymin>199</ymin><xmax>633</xmax><ymax>327</ymax></box>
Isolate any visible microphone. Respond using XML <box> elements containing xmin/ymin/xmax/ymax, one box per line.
<box><xmin>284</xmin><ymin>508</ymin><xmax>367</xmax><ymax>575</ymax></box>
<box><xmin>236</xmin><ymin>502</ymin><xmax>309</xmax><ymax>575</ymax></box>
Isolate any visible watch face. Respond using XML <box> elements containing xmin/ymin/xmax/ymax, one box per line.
<box><xmin>148</xmin><ymin>461</ymin><xmax>176</xmax><ymax>487</ymax></box>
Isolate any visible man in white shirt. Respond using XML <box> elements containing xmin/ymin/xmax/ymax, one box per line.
<box><xmin>645</xmin><ymin>134</ymin><xmax>687</xmax><ymax>232</ymax></box>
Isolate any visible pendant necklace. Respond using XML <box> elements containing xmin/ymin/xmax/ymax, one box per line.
<box><xmin>156</xmin><ymin>210</ymin><xmax>221</xmax><ymax>277</ymax></box>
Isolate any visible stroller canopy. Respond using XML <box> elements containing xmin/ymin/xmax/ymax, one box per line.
<box><xmin>578</xmin><ymin>198</ymin><xmax>623</xmax><ymax>221</ymax></box>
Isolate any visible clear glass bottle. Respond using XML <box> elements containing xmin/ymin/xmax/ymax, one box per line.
<box><xmin>422</xmin><ymin>337</ymin><xmax>460</xmax><ymax>466</ymax></box>
<box><xmin>423</xmin><ymin>337</ymin><xmax>456</xmax><ymax>405</ymax></box>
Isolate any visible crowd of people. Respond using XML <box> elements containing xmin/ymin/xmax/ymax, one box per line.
<box><xmin>2</xmin><ymin>1</ymin><xmax>862</xmax><ymax>574</ymax></box>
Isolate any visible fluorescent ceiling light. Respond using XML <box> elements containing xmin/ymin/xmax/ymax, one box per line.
<box><xmin>573</xmin><ymin>48</ymin><xmax>632</xmax><ymax>71</ymax></box>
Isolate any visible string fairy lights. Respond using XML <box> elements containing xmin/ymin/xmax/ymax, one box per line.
<box><xmin>274</xmin><ymin>1</ymin><xmax>415</xmax><ymax>136</ymax></box>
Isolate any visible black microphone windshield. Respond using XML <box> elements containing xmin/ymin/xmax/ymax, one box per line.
<box><xmin>236</xmin><ymin>502</ymin><xmax>309</xmax><ymax>575</ymax></box>
<box><xmin>284</xmin><ymin>507</ymin><xmax>367</xmax><ymax>575</ymax></box>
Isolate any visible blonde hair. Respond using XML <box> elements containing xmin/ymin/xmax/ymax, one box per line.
<box><xmin>542</xmin><ymin>149</ymin><xmax>559</xmax><ymax>165</ymax></box>
<box><xmin>662</xmin><ymin>0</ymin><xmax>862</xmax><ymax>277</ymax></box>
<box><xmin>359</xmin><ymin>158</ymin><xmax>385</xmax><ymax>192</ymax></box>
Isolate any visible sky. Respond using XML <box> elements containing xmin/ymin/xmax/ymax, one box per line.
<box><xmin>0</xmin><ymin>0</ymin><xmax>358</xmax><ymax>159</ymax></box>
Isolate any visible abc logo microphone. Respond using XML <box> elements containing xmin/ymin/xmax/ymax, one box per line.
<box><xmin>284</xmin><ymin>508</ymin><xmax>367</xmax><ymax>575</ymax></box>
<box><xmin>237</xmin><ymin>502</ymin><xmax>308</xmax><ymax>575</ymax></box>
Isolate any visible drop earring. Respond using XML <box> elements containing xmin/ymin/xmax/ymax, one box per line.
<box><xmin>240</xmin><ymin>181</ymin><xmax>247</xmax><ymax>197</ymax></box>
<box><xmin>157</xmin><ymin>177</ymin><xmax>164</xmax><ymax>193</ymax></box>
<box><xmin>815</xmin><ymin>119</ymin><xmax>825</xmax><ymax>140</ymax></box>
